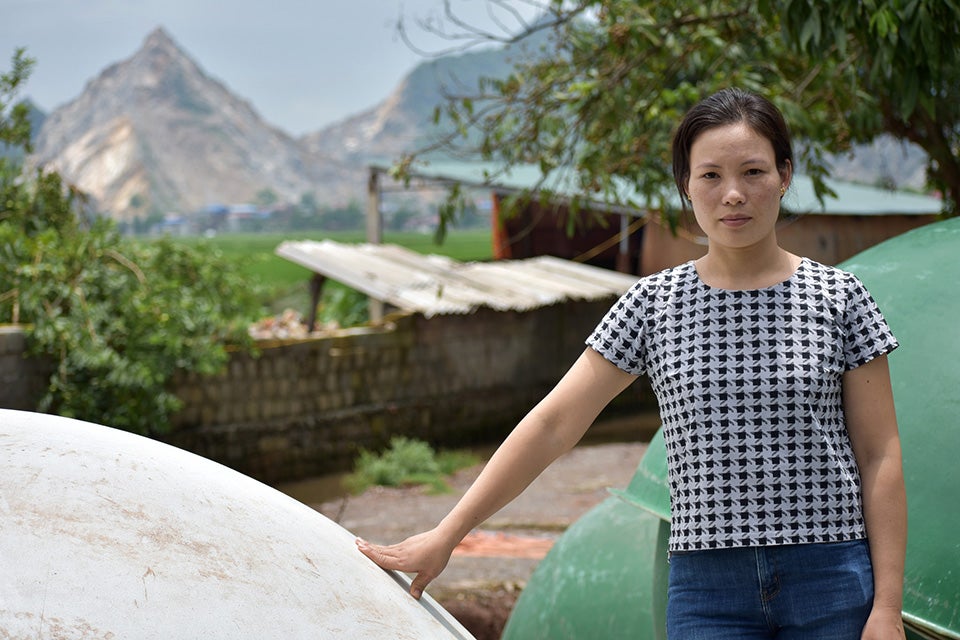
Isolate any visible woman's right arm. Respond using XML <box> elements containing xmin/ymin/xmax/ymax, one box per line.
<box><xmin>356</xmin><ymin>347</ymin><xmax>637</xmax><ymax>598</ymax></box>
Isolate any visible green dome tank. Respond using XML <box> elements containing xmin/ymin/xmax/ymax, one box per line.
<box><xmin>503</xmin><ymin>217</ymin><xmax>960</xmax><ymax>640</ymax></box>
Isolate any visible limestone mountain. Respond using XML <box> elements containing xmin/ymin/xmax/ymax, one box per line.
<box><xmin>30</xmin><ymin>28</ymin><xmax>358</xmax><ymax>220</ymax></box>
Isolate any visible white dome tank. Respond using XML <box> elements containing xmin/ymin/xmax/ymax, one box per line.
<box><xmin>0</xmin><ymin>409</ymin><xmax>474</xmax><ymax>639</ymax></box>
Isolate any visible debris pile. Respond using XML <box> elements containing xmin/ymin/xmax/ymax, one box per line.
<box><xmin>248</xmin><ymin>309</ymin><xmax>340</xmax><ymax>340</ymax></box>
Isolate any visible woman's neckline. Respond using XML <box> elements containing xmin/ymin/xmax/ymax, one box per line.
<box><xmin>690</xmin><ymin>256</ymin><xmax>808</xmax><ymax>292</ymax></box>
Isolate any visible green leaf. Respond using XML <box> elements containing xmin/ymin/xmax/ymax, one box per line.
<box><xmin>799</xmin><ymin>10</ymin><xmax>822</xmax><ymax>50</ymax></box>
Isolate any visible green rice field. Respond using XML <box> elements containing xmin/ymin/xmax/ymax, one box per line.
<box><xmin>164</xmin><ymin>229</ymin><xmax>493</xmax><ymax>319</ymax></box>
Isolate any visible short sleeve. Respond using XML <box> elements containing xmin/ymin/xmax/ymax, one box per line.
<box><xmin>841</xmin><ymin>274</ymin><xmax>899</xmax><ymax>370</ymax></box>
<box><xmin>586</xmin><ymin>281</ymin><xmax>648</xmax><ymax>376</ymax></box>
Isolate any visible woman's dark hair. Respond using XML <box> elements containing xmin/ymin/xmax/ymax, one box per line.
<box><xmin>672</xmin><ymin>88</ymin><xmax>793</xmax><ymax>206</ymax></box>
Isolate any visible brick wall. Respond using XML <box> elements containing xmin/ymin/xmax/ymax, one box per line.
<box><xmin>0</xmin><ymin>300</ymin><xmax>651</xmax><ymax>485</ymax></box>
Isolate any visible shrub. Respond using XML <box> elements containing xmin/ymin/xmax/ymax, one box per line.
<box><xmin>0</xmin><ymin>200</ymin><xmax>262</xmax><ymax>435</ymax></box>
<box><xmin>346</xmin><ymin>436</ymin><xmax>480</xmax><ymax>495</ymax></box>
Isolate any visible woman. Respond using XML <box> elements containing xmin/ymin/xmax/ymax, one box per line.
<box><xmin>357</xmin><ymin>88</ymin><xmax>907</xmax><ymax>639</ymax></box>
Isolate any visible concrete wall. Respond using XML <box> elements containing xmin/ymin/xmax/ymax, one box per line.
<box><xmin>1</xmin><ymin>300</ymin><xmax>651</xmax><ymax>485</ymax></box>
<box><xmin>776</xmin><ymin>213</ymin><xmax>938</xmax><ymax>265</ymax></box>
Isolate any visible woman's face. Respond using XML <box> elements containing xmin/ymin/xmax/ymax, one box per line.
<box><xmin>685</xmin><ymin>122</ymin><xmax>791</xmax><ymax>251</ymax></box>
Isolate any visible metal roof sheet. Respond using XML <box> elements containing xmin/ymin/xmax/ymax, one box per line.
<box><xmin>381</xmin><ymin>160</ymin><xmax>943</xmax><ymax>217</ymax></box>
<box><xmin>781</xmin><ymin>177</ymin><xmax>943</xmax><ymax>216</ymax></box>
<box><xmin>275</xmin><ymin>240</ymin><xmax>639</xmax><ymax>317</ymax></box>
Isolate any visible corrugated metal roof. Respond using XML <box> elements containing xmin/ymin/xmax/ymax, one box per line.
<box><xmin>380</xmin><ymin>160</ymin><xmax>943</xmax><ymax>216</ymax></box>
<box><xmin>275</xmin><ymin>240</ymin><xmax>639</xmax><ymax>317</ymax></box>
<box><xmin>782</xmin><ymin>177</ymin><xmax>942</xmax><ymax>216</ymax></box>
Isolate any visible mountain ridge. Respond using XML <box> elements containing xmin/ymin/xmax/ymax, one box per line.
<box><xmin>300</xmin><ymin>42</ymin><xmax>526</xmax><ymax>163</ymax></box>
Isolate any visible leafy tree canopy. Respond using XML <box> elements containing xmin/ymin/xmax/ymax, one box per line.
<box><xmin>1</xmin><ymin>50</ymin><xmax>262</xmax><ymax>435</ymax></box>
<box><xmin>403</xmin><ymin>0</ymin><xmax>959</xmax><ymax>229</ymax></box>
<box><xmin>0</xmin><ymin>48</ymin><xmax>34</xmax><ymax>153</ymax></box>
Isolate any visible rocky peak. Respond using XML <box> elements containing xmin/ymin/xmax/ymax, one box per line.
<box><xmin>143</xmin><ymin>26</ymin><xmax>178</xmax><ymax>51</ymax></box>
<box><xmin>107</xmin><ymin>27</ymin><xmax>241</xmax><ymax>118</ymax></box>
<box><xmin>134</xmin><ymin>26</ymin><xmax>184</xmax><ymax>67</ymax></box>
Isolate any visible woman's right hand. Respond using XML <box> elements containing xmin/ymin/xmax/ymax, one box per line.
<box><xmin>355</xmin><ymin>528</ymin><xmax>458</xmax><ymax>600</ymax></box>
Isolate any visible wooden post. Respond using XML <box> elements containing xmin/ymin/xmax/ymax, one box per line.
<box><xmin>306</xmin><ymin>273</ymin><xmax>326</xmax><ymax>333</ymax></box>
<box><xmin>366</xmin><ymin>168</ymin><xmax>383</xmax><ymax>245</ymax></box>
<box><xmin>490</xmin><ymin>192</ymin><xmax>512</xmax><ymax>260</ymax></box>
<box><xmin>366</xmin><ymin>167</ymin><xmax>384</xmax><ymax>322</ymax></box>
<box><xmin>616</xmin><ymin>213</ymin><xmax>631</xmax><ymax>273</ymax></box>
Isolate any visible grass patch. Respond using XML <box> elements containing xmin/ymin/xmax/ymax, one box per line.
<box><xmin>346</xmin><ymin>436</ymin><xmax>481</xmax><ymax>495</ymax></box>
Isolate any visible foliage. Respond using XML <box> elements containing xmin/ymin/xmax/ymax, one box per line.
<box><xmin>254</xmin><ymin>187</ymin><xmax>279</xmax><ymax>208</ymax></box>
<box><xmin>0</xmin><ymin>183</ymin><xmax>262</xmax><ymax>434</ymax></box>
<box><xmin>0</xmin><ymin>48</ymin><xmax>34</xmax><ymax>153</ymax></box>
<box><xmin>402</xmin><ymin>0</ymin><xmax>959</xmax><ymax>227</ymax></box>
<box><xmin>1</xmin><ymin>50</ymin><xmax>262</xmax><ymax>435</ymax></box>
<box><xmin>312</xmin><ymin>283</ymin><xmax>368</xmax><ymax>328</ymax></box>
<box><xmin>346</xmin><ymin>436</ymin><xmax>480</xmax><ymax>495</ymax></box>
<box><xmin>772</xmin><ymin>0</ymin><xmax>960</xmax><ymax>215</ymax></box>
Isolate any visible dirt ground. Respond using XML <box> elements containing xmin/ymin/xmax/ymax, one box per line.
<box><xmin>303</xmin><ymin>435</ymin><xmax>650</xmax><ymax>640</ymax></box>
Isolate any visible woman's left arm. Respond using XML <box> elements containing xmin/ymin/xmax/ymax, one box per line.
<box><xmin>843</xmin><ymin>354</ymin><xmax>907</xmax><ymax>640</ymax></box>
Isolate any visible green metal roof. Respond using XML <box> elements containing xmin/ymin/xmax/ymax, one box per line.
<box><xmin>381</xmin><ymin>160</ymin><xmax>943</xmax><ymax>217</ymax></box>
<box><xmin>783</xmin><ymin>176</ymin><xmax>943</xmax><ymax>216</ymax></box>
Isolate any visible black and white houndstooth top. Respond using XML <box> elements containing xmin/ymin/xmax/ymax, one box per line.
<box><xmin>587</xmin><ymin>258</ymin><xmax>898</xmax><ymax>552</ymax></box>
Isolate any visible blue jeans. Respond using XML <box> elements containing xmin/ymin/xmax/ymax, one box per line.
<box><xmin>666</xmin><ymin>540</ymin><xmax>874</xmax><ymax>639</ymax></box>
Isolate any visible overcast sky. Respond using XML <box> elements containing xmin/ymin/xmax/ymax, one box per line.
<box><xmin>1</xmin><ymin>0</ymin><xmax>543</xmax><ymax>135</ymax></box>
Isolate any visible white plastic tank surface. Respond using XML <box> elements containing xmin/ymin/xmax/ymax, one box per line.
<box><xmin>0</xmin><ymin>409</ymin><xmax>474</xmax><ymax>639</ymax></box>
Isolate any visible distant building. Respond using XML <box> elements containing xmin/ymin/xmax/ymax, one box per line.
<box><xmin>150</xmin><ymin>213</ymin><xmax>191</xmax><ymax>237</ymax></box>
<box><xmin>369</xmin><ymin>162</ymin><xmax>943</xmax><ymax>275</ymax></box>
